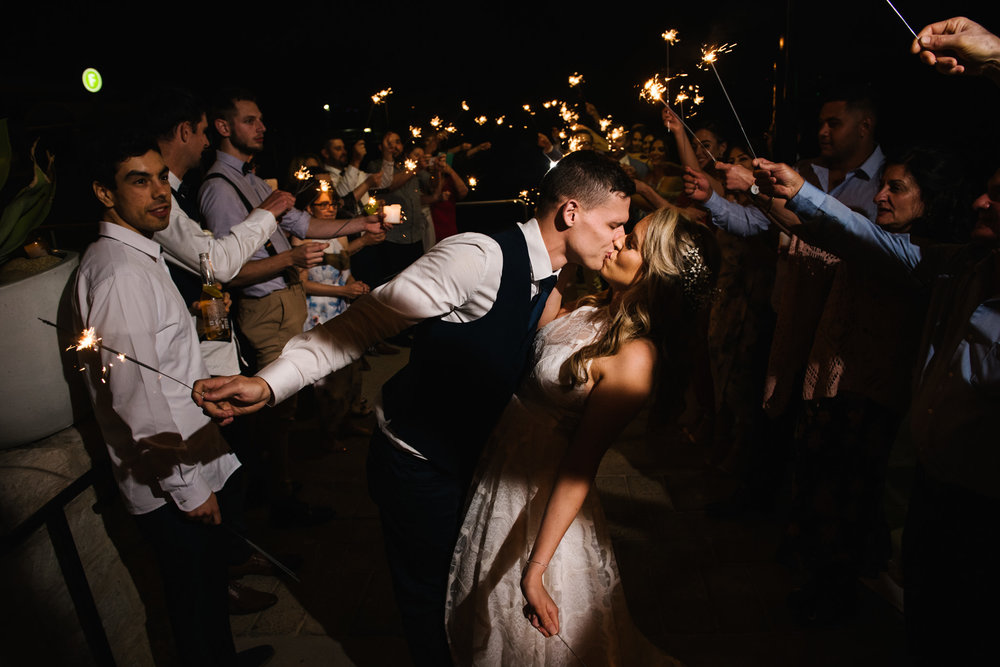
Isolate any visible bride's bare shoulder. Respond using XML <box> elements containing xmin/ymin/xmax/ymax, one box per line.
<box><xmin>590</xmin><ymin>338</ymin><xmax>657</xmax><ymax>389</ymax></box>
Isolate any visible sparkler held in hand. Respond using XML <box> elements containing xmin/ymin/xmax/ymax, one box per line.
<box><xmin>41</xmin><ymin>318</ymin><xmax>202</xmax><ymax>395</ymax></box>
<box><xmin>640</xmin><ymin>74</ymin><xmax>716</xmax><ymax>163</ymax></box>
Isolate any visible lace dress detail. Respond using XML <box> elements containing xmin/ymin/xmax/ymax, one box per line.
<box><xmin>446</xmin><ymin>306</ymin><xmax>681</xmax><ymax>666</ymax></box>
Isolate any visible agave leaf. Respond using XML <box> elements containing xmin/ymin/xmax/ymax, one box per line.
<box><xmin>0</xmin><ymin>161</ymin><xmax>56</xmax><ymax>264</ymax></box>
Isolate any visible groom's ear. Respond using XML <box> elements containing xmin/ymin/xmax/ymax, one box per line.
<box><xmin>561</xmin><ymin>199</ymin><xmax>579</xmax><ymax>227</ymax></box>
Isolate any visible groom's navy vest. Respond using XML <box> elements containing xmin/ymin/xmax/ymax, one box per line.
<box><xmin>380</xmin><ymin>225</ymin><xmax>540</xmax><ymax>481</ymax></box>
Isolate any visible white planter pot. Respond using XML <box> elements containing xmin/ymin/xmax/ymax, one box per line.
<box><xmin>0</xmin><ymin>251</ymin><xmax>87</xmax><ymax>449</ymax></box>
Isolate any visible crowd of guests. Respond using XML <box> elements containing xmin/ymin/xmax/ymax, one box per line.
<box><xmin>69</xmin><ymin>13</ymin><xmax>998</xmax><ymax>667</ymax></box>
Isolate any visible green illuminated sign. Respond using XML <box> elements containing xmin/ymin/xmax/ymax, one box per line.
<box><xmin>82</xmin><ymin>68</ymin><xmax>102</xmax><ymax>93</ymax></box>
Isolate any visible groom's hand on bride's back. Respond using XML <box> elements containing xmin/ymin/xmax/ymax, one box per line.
<box><xmin>192</xmin><ymin>375</ymin><xmax>272</xmax><ymax>425</ymax></box>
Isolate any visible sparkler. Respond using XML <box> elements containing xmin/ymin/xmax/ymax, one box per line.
<box><xmin>404</xmin><ymin>158</ymin><xmax>418</xmax><ymax>173</ymax></box>
<box><xmin>410</xmin><ymin>125</ymin><xmax>422</xmax><ymax>138</ymax></box>
<box><xmin>42</xmin><ymin>319</ymin><xmax>201</xmax><ymax>394</ymax></box>
<box><xmin>884</xmin><ymin>0</ymin><xmax>918</xmax><ymax>39</ymax></box>
<box><xmin>700</xmin><ymin>43</ymin><xmax>757</xmax><ymax>159</ymax></box>
<box><xmin>467</xmin><ymin>176</ymin><xmax>477</xmax><ymax>189</ymax></box>
<box><xmin>292</xmin><ymin>165</ymin><xmax>318</xmax><ymax>196</ymax></box>
<box><xmin>640</xmin><ymin>74</ymin><xmax>716</xmax><ymax>163</ymax></box>
<box><xmin>474</xmin><ymin>115</ymin><xmax>488</xmax><ymax>126</ymax></box>
<box><xmin>661</xmin><ymin>28</ymin><xmax>679</xmax><ymax>99</ymax></box>
<box><xmin>568</xmin><ymin>72</ymin><xmax>584</xmax><ymax>88</ymax></box>
<box><xmin>370</xmin><ymin>87</ymin><xmax>393</xmax><ymax>105</ymax></box>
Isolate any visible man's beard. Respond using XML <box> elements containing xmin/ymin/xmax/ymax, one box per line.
<box><xmin>231</xmin><ymin>134</ymin><xmax>261</xmax><ymax>156</ymax></box>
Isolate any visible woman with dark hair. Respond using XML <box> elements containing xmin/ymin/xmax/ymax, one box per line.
<box><xmin>780</xmin><ymin>145</ymin><xmax>971</xmax><ymax>622</ymax></box>
<box><xmin>446</xmin><ymin>207</ymin><xmax>718</xmax><ymax>666</ymax></box>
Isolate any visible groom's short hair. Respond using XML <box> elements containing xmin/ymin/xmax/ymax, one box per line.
<box><xmin>536</xmin><ymin>151</ymin><xmax>635</xmax><ymax>216</ymax></box>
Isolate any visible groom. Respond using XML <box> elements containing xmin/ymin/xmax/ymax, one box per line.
<box><xmin>194</xmin><ymin>150</ymin><xmax>635</xmax><ymax>665</ymax></box>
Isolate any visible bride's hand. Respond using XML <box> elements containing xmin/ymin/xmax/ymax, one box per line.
<box><xmin>521</xmin><ymin>566</ymin><xmax>560</xmax><ymax>637</ymax></box>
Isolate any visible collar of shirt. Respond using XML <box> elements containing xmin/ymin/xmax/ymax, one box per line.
<box><xmin>812</xmin><ymin>145</ymin><xmax>885</xmax><ymax>193</ymax></box>
<box><xmin>518</xmin><ymin>218</ymin><xmax>556</xmax><ymax>282</ymax></box>
<box><xmin>214</xmin><ymin>149</ymin><xmax>253</xmax><ymax>177</ymax></box>
<box><xmin>97</xmin><ymin>221</ymin><xmax>161</xmax><ymax>262</ymax></box>
<box><xmin>168</xmin><ymin>170</ymin><xmax>182</xmax><ymax>191</ymax></box>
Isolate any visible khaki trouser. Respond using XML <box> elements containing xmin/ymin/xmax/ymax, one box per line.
<box><xmin>236</xmin><ymin>284</ymin><xmax>307</xmax><ymax>494</ymax></box>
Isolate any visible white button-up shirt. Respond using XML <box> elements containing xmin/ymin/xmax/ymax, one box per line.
<box><xmin>75</xmin><ymin>222</ymin><xmax>240</xmax><ymax>515</ymax></box>
<box><xmin>259</xmin><ymin>219</ymin><xmax>555</xmax><ymax>457</ymax></box>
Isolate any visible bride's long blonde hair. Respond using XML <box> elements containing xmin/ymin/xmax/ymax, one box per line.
<box><xmin>561</xmin><ymin>207</ymin><xmax>718</xmax><ymax>412</ymax></box>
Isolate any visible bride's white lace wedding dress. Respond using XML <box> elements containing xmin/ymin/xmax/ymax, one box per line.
<box><xmin>445</xmin><ymin>305</ymin><xmax>681</xmax><ymax>666</ymax></box>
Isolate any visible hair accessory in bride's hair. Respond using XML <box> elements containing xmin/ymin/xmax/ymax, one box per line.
<box><xmin>680</xmin><ymin>245</ymin><xmax>717</xmax><ymax>310</ymax></box>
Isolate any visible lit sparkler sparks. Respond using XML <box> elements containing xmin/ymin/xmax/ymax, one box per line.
<box><xmin>495</xmin><ymin>116</ymin><xmax>505</xmax><ymax>125</ymax></box>
<box><xmin>558</xmin><ymin>103</ymin><xmax>578</xmax><ymax>125</ymax></box>
<box><xmin>404</xmin><ymin>158</ymin><xmax>418</xmax><ymax>173</ymax></box>
<box><xmin>445</xmin><ymin>124</ymin><xmax>457</xmax><ymax>134</ymax></box>
<box><xmin>568</xmin><ymin>72</ymin><xmax>584</xmax><ymax>88</ymax></box>
<box><xmin>699</xmin><ymin>43</ymin><xmax>736</xmax><ymax>68</ymax></box>
<box><xmin>699</xmin><ymin>42</ymin><xmax>757</xmax><ymax>159</ymax></box>
<box><xmin>371</xmin><ymin>87</ymin><xmax>393</xmax><ymax>104</ymax></box>
<box><xmin>640</xmin><ymin>75</ymin><xmax>713</xmax><ymax>161</ymax></box>
<box><xmin>44</xmin><ymin>319</ymin><xmax>201</xmax><ymax>394</ymax></box>
<box><xmin>467</xmin><ymin>176</ymin><xmax>477</xmax><ymax>189</ymax></box>
<box><xmin>461</xmin><ymin>100</ymin><xmax>470</xmax><ymax>111</ymax></box>
<box><xmin>410</xmin><ymin>125</ymin><xmax>422</xmax><ymax>138</ymax></box>
<box><xmin>884</xmin><ymin>0</ymin><xmax>918</xmax><ymax>39</ymax></box>
<box><xmin>318</xmin><ymin>180</ymin><xmax>332</xmax><ymax>193</ymax></box>
<box><xmin>475</xmin><ymin>115</ymin><xmax>488</xmax><ymax>126</ymax></box>
<box><xmin>661</xmin><ymin>29</ymin><xmax>679</xmax><ymax>45</ymax></box>
<box><xmin>430</xmin><ymin>116</ymin><xmax>443</xmax><ymax>129</ymax></box>
<box><xmin>292</xmin><ymin>165</ymin><xmax>317</xmax><ymax>195</ymax></box>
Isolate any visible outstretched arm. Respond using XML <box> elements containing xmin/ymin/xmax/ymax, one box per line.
<box><xmin>521</xmin><ymin>338</ymin><xmax>656</xmax><ymax>637</ymax></box>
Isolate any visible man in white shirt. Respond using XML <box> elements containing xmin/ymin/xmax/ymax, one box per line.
<box><xmin>76</xmin><ymin>130</ymin><xmax>271</xmax><ymax>666</ymax></box>
<box><xmin>195</xmin><ymin>151</ymin><xmax>636</xmax><ymax>665</ymax></box>
<box><xmin>144</xmin><ymin>86</ymin><xmax>295</xmax><ymax>376</ymax></box>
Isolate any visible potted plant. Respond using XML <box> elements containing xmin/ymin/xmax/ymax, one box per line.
<box><xmin>0</xmin><ymin>117</ymin><xmax>81</xmax><ymax>449</ymax></box>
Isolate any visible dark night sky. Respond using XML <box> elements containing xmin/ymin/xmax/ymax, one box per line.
<box><xmin>2</xmin><ymin>0</ymin><xmax>998</xmax><ymax>221</ymax></box>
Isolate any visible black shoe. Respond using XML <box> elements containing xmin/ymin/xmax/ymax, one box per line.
<box><xmin>228</xmin><ymin>581</ymin><xmax>278</xmax><ymax>615</ymax></box>
<box><xmin>237</xmin><ymin>644</ymin><xmax>275</xmax><ymax>667</ymax></box>
<box><xmin>270</xmin><ymin>496</ymin><xmax>336</xmax><ymax>528</ymax></box>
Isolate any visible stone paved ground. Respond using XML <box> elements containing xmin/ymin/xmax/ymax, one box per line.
<box><xmin>229</xmin><ymin>349</ymin><xmax>910</xmax><ymax>667</ymax></box>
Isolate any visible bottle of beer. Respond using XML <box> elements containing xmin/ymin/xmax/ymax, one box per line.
<box><xmin>197</xmin><ymin>252</ymin><xmax>231</xmax><ymax>342</ymax></box>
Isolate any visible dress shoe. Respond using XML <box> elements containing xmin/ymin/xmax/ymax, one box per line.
<box><xmin>230</xmin><ymin>552</ymin><xmax>304</xmax><ymax>579</ymax></box>
<box><xmin>237</xmin><ymin>644</ymin><xmax>275</xmax><ymax>667</ymax></box>
<box><xmin>228</xmin><ymin>581</ymin><xmax>277</xmax><ymax>615</ymax></box>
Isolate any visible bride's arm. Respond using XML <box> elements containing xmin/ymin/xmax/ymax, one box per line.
<box><xmin>520</xmin><ymin>338</ymin><xmax>657</xmax><ymax>637</ymax></box>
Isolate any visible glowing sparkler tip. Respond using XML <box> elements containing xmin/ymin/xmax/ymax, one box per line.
<box><xmin>293</xmin><ymin>165</ymin><xmax>311</xmax><ymax>181</ymax></box>
<box><xmin>568</xmin><ymin>72</ymin><xmax>584</xmax><ymax>88</ymax></box>
<box><xmin>700</xmin><ymin>43</ymin><xmax>737</xmax><ymax>68</ymax></box>
<box><xmin>75</xmin><ymin>327</ymin><xmax>101</xmax><ymax>352</ymax></box>
<box><xmin>661</xmin><ymin>29</ymin><xmax>680</xmax><ymax>44</ymax></box>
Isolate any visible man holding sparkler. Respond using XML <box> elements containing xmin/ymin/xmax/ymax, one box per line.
<box><xmin>194</xmin><ymin>150</ymin><xmax>634</xmax><ymax>666</ymax></box>
<box><xmin>75</xmin><ymin>129</ymin><xmax>273</xmax><ymax>667</ymax></box>
<box><xmin>198</xmin><ymin>88</ymin><xmax>386</xmax><ymax>528</ymax></box>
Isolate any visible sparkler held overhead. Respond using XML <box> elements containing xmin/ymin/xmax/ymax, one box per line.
<box><xmin>700</xmin><ymin>42</ymin><xmax>757</xmax><ymax>160</ymax></box>
<box><xmin>640</xmin><ymin>74</ymin><xmax>716</xmax><ymax>163</ymax></box>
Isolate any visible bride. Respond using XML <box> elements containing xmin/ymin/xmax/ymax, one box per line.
<box><xmin>446</xmin><ymin>207</ymin><xmax>718</xmax><ymax>666</ymax></box>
